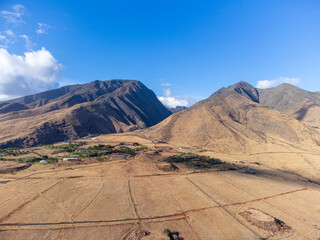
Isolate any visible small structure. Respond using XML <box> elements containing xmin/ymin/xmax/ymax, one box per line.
<box><xmin>39</xmin><ymin>160</ymin><xmax>49</xmax><ymax>164</ymax></box>
<box><xmin>237</xmin><ymin>161</ymin><xmax>245</xmax><ymax>164</ymax></box>
<box><xmin>75</xmin><ymin>149</ymin><xmax>88</xmax><ymax>152</ymax></box>
<box><xmin>91</xmin><ymin>138</ymin><xmax>100</xmax><ymax>140</ymax></box>
<box><xmin>63</xmin><ymin>158</ymin><xmax>79</xmax><ymax>161</ymax></box>
<box><xmin>179</xmin><ymin>147</ymin><xmax>191</xmax><ymax>150</ymax></box>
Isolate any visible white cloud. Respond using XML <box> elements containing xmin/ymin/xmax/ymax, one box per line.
<box><xmin>0</xmin><ymin>47</ymin><xmax>64</xmax><ymax>99</ymax></box>
<box><xmin>5</xmin><ymin>30</ymin><xmax>15</xmax><ymax>37</ymax></box>
<box><xmin>0</xmin><ymin>4</ymin><xmax>25</xmax><ymax>24</ymax></box>
<box><xmin>256</xmin><ymin>77</ymin><xmax>300</xmax><ymax>89</ymax></box>
<box><xmin>36</xmin><ymin>23</ymin><xmax>53</xmax><ymax>35</ymax></box>
<box><xmin>20</xmin><ymin>34</ymin><xmax>34</xmax><ymax>50</ymax></box>
<box><xmin>164</xmin><ymin>88</ymin><xmax>171</xmax><ymax>97</ymax></box>
<box><xmin>0</xmin><ymin>34</ymin><xmax>9</xmax><ymax>48</ymax></box>
<box><xmin>158</xmin><ymin>96</ymin><xmax>189</xmax><ymax>108</ymax></box>
<box><xmin>0</xmin><ymin>94</ymin><xmax>11</xmax><ymax>101</ymax></box>
<box><xmin>0</xmin><ymin>30</ymin><xmax>20</xmax><ymax>50</ymax></box>
<box><xmin>161</xmin><ymin>82</ymin><xmax>171</xmax><ymax>87</ymax></box>
<box><xmin>0</xmin><ymin>34</ymin><xmax>8</xmax><ymax>48</ymax></box>
<box><xmin>0</xmin><ymin>30</ymin><xmax>17</xmax><ymax>48</ymax></box>
<box><xmin>158</xmin><ymin>88</ymin><xmax>189</xmax><ymax>108</ymax></box>
<box><xmin>256</xmin><ymin>80</ymin><xmax>277</xmax><ymax>89</ymax></box>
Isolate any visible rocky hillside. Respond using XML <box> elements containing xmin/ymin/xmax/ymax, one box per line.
<box><xmin>141</xmin><ymin>81</ymin><xmax>320</xmax><ymax>153</ymax></box>
<box><xmin>258</xmin><ymin>84</ymin><xmax>320</xmax><ymax>130</ymax></box>
<box><xmin>0</xmin><ymin>80</ymin><xmax>171</xmax><ymax>148</ymax></box>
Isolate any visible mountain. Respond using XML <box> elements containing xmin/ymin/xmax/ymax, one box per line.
<box><xmin>258</xmin><ymin>84</ymin><xmax>320</xmax><ymax>130</ymax></box>
<box><xmin>141</xmin><ymin>81</ymin><xmax>320</xmax><ymax>153</ymax></box>
<box><xmin>0</xmin><ymin>79</ymin><xmax>171</xmax><ymax>148</ymax></box>
<box><xmin>168</xmin><ymin>106</ymin><xmax>187</xmax><ymax>113</ymax></box>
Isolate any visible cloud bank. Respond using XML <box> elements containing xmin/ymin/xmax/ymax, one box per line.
<box><xmin>0</xmin><ymin>47</ymin><xmax>64</xmax><ymax>100</ymax></box>
<box><xmin>158</xmin><ymin>88</ymin><xmax>189</xmax><ymax>108</ymax></box>
<box><xmin>256</xmin><ymin>77</ymin><xmax>300</xmax><ymax>89</ymax></box>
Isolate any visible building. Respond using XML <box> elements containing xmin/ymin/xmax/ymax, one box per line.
<box><xmin>63</xmin><ymin>158</ymin><xmax>79</xmax><ymax>161</ymax></box>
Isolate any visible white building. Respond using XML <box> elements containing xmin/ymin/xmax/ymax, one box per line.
<box><xmin>63</xmin><ymin>158</ymin><xmax>79</xmax><ymax>161</ymax></box>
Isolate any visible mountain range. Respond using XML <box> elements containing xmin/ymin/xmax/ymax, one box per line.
<box><xmin>1</xmin><ymin>79</ymin><xmax>320</xmax><ymax>152</ymax></box>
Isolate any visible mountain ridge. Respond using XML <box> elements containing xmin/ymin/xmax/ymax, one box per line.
<box><xmin>0</xmin><ymin>79</ymin><xmax>171</xmax><ymax>148</ymax></box>
<box><xmin>140</xmin><ymin>81</ymin><xmax>320</xmax><ymax>153</ymax></box>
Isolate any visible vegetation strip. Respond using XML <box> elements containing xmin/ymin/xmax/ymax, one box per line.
<box><xmin>165</xmin><ymin>152</ymin><xmax>236</xmax><ymax>170</ymax></box>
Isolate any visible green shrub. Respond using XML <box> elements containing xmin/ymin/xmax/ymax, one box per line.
<box><xmin>43</xmin><ymin>141</ymin><xmax>87</xmax><ymax>152</ymax></box>
<box><xmin>96</xmin><ymin>156</ymin><xmax>109</xmax><ymax>162</ymax></box>
<box><xmin>0</xmin><ymin>148</ymin><xmax>29</xmax><ymax>156</ymax></box>
<box><xmin>88</xmin><ymin>144</ymin><xmax>112</xmax><ymax>151</ymax></box>
<box><xmin>72</xmin><ymin>144</ymin><xmax>135</xmax><ymax>159</ymax></box>
<box><xmin>135</xmin><ymin>145</ymin><xmax>147</xmax><ymax>151</ymax></box>
<box><xmin>165</xmin><ymin>153</ymin><xmax>224</xmax><ymax>169</ymax></box>
<box><xmin>163</xmin><ymin>229</ymin><xmax>171</xmax><ymax>236</ymax></box>
<box><xmin>17</xmin><ymin>156</ymin><xmax>57</xmax><ymax>164</ymax></box>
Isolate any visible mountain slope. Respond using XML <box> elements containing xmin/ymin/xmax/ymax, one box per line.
<box><xmin>168</xmin><ymin>106</ymin><xmax>187</xmax><ymax>113</ymax></box>
<box><xmin>141</xmin><ymin>81</ymin><xmax>320</xmax><ymax>153</ymax></box>
<box><xmin>0</xmin><ymin>79</ymin><xmax>171</xmax><ymax>148</ymax></box>
<box><xmin>258</xmin><ymin>84</ymin><xmax>320</xmax><ymax>129</ymax></box>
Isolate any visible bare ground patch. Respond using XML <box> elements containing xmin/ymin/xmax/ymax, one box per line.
<box><xmin>239</xmin><ymin>208</ymin><xmax>291</xmax><ymax>234</ymax></box>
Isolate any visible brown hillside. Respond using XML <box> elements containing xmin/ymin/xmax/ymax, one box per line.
<box><xmin>258</xmin><ymin>83</ymin><xmax>320</xmax><ymax>130</ymax></box>
<box><xmin>141</xmin><ymin>81</ymin><xmax>320</xmax><ymax>153</ymax></box>
<box><xmin>0</xmin><ymin>80</ymin><xmax>171</xmax><ymax>148</ymax></box>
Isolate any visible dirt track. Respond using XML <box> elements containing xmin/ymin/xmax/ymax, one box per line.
<box><xmin>0</xmin><ymin>152</ymin><xmax>320</xmax><ymax>240</ymax></box>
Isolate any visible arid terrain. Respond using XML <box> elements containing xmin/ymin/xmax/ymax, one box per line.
<box><xmin>0</xmin><ymin>134</ymin><xmax>319</xmax><ymax>240</ymax></box>
<box><xmin>0</xmin><ymin>80</ymin><xmax>171</xmax><ymax>148</ymax></box>
<box><xmin>1</xmin><ymin>81</ymin><xmax>320</xmax><ymax>239</ymax></box>
<box><xmin>1</xmin><ymin>0</ymin><xmax>319</xmax><ymax>238</ymax></box>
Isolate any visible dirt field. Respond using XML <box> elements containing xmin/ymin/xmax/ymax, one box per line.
<box><xmin>0</xmin><ymin>136</ymin><xmax>320</xmax><ymax>240</ymax></box>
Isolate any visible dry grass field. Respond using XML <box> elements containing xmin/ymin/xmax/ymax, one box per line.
<box><xmin>0</xmin><ymin>135</ymin><xmax>319</xmax><ymax>240</ymax></box>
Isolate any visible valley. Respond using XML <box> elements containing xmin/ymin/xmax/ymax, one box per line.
<box><xmin>1</xmin><ymin>80</ymin><xmax>320</xmax><ymax>239</ymax></box>
<box><xmin>0</xmin><ymin>135</ymin><xmax>319</xmax><ymax>240</ymax></box>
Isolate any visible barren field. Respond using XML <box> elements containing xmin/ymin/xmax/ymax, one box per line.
<box><xmin>0</xmin><ymin>136</ymin><xmax>320</xmax><ymax>240</ymax></box>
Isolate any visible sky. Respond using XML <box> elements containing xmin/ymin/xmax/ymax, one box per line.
<box><xmin>0</xmin><ymin>0</ymin><xmax>320</xmax><ymax>107</ymax></box>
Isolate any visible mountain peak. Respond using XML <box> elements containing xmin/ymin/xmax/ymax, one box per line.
<box><xmin>232</xmin><ymin>81</ymin><xmax>253</xmax><ymax>87</ymax></box>
<box><xmin>230</xmin><ymin>81</ymin><xmax>259</xmax><ymax>103</ymax></box>
<box><xmin>212</xmin><ymin>81</ymin><xmax>259</xmax><ymax>103</ymax></box>
<box><xmin>276</xmin><ymin>83</ymin><xmax>300</xmax><ymax>89</ymax></box>
<box><xmin>0</xmin><ymin>79</ymin><xmax>171</xmax><ymax>147</ymax></box>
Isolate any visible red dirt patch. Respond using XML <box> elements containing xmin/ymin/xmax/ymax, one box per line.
<box><xmin>156</xmin><ymin>162</ymin><xmax>178</xmax><ymax>171</ymax></box>
<box><xmin>239</xmin><ymin>208</ymin><xmax>291</xmax><ymax>233</ymax></box>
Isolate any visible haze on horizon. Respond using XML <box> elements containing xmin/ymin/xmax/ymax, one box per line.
<box><xmin>0</xmin><ymin>0</ymin><xmax>319</xmax><ymax>108</ymax></box>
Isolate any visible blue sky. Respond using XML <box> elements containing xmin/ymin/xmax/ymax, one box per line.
<box><xmin>0</xmin><ymin>0</ymin><xmax>319</xmax><ymax>107</ymax></box>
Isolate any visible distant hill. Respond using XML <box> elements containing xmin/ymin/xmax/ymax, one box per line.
<box><xmin>168</xmin><ymin>106</ymin><xmax>187</xmax><ymax>113</ymax></box>
<box><xmin>258</xmin><ymin>84</ymin><xmax>320</xmax><ymax>130</ymax></box>
<box><xmin>141</xmin><ymin>81</ymin><xmax>320</xmax><ymax>153</ymax></box>
<box><xmin>0</xmin><ymin>80</ymin><xmax>171</xmax><ymax>148</ymax></box>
